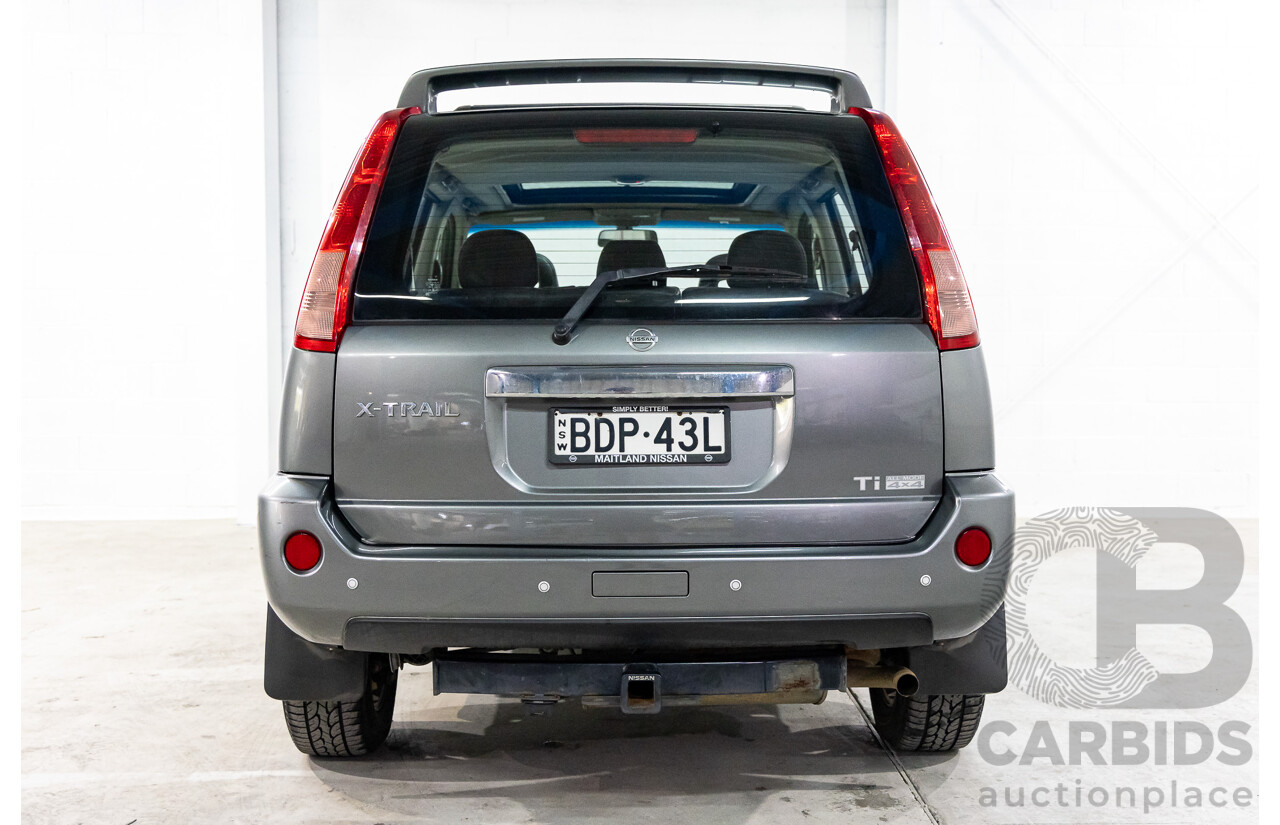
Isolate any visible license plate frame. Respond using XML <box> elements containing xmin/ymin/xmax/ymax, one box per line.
<box><xmin>548</xmin><ymin>405</ymin><xmax>731</xmax><ymax>467</ymax></box>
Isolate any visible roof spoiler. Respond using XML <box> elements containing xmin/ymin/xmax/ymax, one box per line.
<box><xmin>397</xmin><ymin>59</ymin><xmax>872</xmax><ymax>114</ymax></box>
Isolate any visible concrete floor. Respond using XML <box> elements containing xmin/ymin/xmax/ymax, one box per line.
<box><xmin>22</xmin><ymin>520</ymin><xmax>1258</xmax><ymax>824</ymax></box>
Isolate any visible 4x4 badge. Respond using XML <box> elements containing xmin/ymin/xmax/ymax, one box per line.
<box><xmin>626</xmin><ymin>328</ymin><xmax>658</xmax><ymax>352</ymax></box>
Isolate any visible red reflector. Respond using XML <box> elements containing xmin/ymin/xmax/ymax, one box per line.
<box><xmin>955</xmin><ymin>528</ymin><xmax>992</xmax><ymax>567</ymax></box>
<box><xmin>284</xmin><ymin>532</ymin><xmax>323</xmax><ymax>572</ymax></box>
<box><xmin>574</xmin><ymin>128</ymin><xmax>699</xmax><ymax>144</ymax></box>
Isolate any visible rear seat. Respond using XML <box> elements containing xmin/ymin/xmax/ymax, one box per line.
<box><xmin>682</xmin><ymin>231</ymin><xmax>812</xmax><ymax>299</ymax></box>
<box><xmin>726</xmin><ymin>230</ymin><xmax>809</xmax><ymax>286</ymax></box>
<box><xmin>598</xmin><ymin>239</ymin><xmax>668</xmax><ymax>288</ymax></box>
<box><xmin>457</xmin><ymin>229</ymin><xmax>538</xmax><ymax>288</ymax></box>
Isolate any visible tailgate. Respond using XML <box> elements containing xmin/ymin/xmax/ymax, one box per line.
<box><xmin>332</xmin><ymin>321</ymin><xmax>942</xmax><ymax>546</ymax></box>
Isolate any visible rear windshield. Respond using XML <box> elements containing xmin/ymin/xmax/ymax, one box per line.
<box><xmin>355</xmin><ymin>110</ymin><xmax>921</xmax><ymax>323</ymax></box>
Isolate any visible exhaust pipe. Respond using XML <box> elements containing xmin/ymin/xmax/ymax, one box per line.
<box><xmin>847</xmin><ymin>665</ymin><xmax>920</xmax><ymax>697</ymax></box>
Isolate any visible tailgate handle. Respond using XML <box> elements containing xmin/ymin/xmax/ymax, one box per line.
<box><xmin>485</xmin><ymin>366</ymin><xmax>794</xmax><ymax>399</ymax></box>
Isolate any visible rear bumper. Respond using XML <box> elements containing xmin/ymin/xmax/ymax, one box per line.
<box><xmin>259</xmin><ymin>473</ymin><xmax>1013</xmax><ymax>650</ymax></box>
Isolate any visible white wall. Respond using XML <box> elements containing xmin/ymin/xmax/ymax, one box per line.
<box><xmin>888</xmin><ymin>0</ymin><xmax>1257</xmax><ymax>515</ymax></box>
<box><xmin>20</xmin><ymin>0</ymin><xmax>273</xmax><ymax>521</ymax></box>
<box><xmin>19</xmin><ymin>0</ymin><xmax>1259</xmax><ymax>520</ymax></box>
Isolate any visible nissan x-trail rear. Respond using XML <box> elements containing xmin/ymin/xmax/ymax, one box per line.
<box><xmin>260</xmin><ymin>60</ymin><xmax>1012</xmax><ymax>758</ymax></box>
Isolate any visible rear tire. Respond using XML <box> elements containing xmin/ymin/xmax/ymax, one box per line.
<box><xmin>869</xmin><ymin>689</ymin><xmax>984</xmax><ymax>752</ymax></box>
<box><xmin>282</xmin><ymin>653</ymin><xmax>397</xmax><ymax>757</ymax></box>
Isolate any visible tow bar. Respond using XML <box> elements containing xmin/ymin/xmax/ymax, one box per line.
<box><xmin>431</xmin><ymin>649</ymin><xmax>846</xmax><ymax>714</ymax></box>
<box><xmin>620</xmin><ymin>665</ymin><xmax>661</xmax><ymax>714</ymax></box>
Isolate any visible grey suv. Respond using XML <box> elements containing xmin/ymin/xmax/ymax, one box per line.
<box><xmin>260</xmin><ymin>60</ymin><xmax>1013</xmax><ymax>757</ymax></box>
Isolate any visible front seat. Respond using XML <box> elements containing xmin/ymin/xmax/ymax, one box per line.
<box><xmin>597</xmin><ymin>239</ymin><xmax>667</xmax><ymax>287</ymax></box>
<box><xmin>457</xmin><ymin>229</ymin><xmax>538</xmax><ymax>288</ymax></box>
<box><xmin>700</xmin><ymin>253</ymin><xmax>729</xmax><ymax>287</ymax></box>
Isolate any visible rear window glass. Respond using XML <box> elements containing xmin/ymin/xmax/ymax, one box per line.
<box><xmin>355</xmin><ymin>111</ymin><xmax>921</xmax><ymax>323</ymax></box>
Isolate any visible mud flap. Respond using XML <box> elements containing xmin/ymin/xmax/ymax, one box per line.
<box><xmin>264</xmin><ymin>606</ymin><xmax>369</xmax><ymax>702</ymax></box>
<box><xmin>903</xmin><ymin>604</ymin><xmax>1007</xmax><ymax>695</ymax></box>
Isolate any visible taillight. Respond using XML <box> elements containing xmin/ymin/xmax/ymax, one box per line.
<box><xmin>849</xmin><ymin>108</ymin><xmax>979</xmax><ymax>351</ymax></box>
<box><xmin>294</xmin><ymin>107</ymin><xmax>420</xmax><ymax>352</ymax></box>
<box><xmin>284</xmin><ymin>531</ymin><xmax>323</xmax><ymax>572</ymax></box>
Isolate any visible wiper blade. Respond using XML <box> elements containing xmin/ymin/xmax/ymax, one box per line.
<box><xmin>551</xmin><ymin>265</ymin><xmax>806</xmax><ymax>345</ymax></box>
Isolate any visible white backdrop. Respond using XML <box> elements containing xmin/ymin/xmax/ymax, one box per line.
<box><xmin>19</xmin><ymin>0</ymin><xmax>1260</xmax><ymax>522</ymax></box>
<box><xmin>20</xmin><ymin>0</ymin><xmax>274</xmax><ymax>521</ymax></box>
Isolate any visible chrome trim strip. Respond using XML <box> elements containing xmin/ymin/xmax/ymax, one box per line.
<box><xmin>485</xmin><ymin>366</ymin><xmax>794</xmax><ymax>399</ymax></box>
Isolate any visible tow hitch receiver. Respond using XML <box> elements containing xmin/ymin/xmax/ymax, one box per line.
<box><xmin>431</xmin><ymin>649</ymin><xmax>846</xmax><ymax>714</ymax></box>
<box><xmin>620</xmin><ymin>665</ymin><xmax>661</xmax><ymax>714</ymax></box>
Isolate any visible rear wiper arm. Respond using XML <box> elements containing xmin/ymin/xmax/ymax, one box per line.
<box><xmin>551</xmin><ymin>265</ymin><xmax>806</xmax><ymax>345</ymax></box>
<box><xmin>552</xmin><ymin>267</ymin><xmax>662</xmax><ymax>345</ymax></box>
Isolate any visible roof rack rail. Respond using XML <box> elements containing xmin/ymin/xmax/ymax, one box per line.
<box><xmin>397</xmin><ymin>59</ymin><xmax>872</xmax><ymax>114</ymax></box>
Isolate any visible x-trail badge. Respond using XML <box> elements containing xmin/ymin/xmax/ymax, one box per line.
<box><xmin>626</xmin><ymin>328</ymin><xmax>657</xmax><ymax>352</ymax></box>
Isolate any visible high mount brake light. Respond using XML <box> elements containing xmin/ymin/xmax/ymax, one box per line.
<box><xmin>294</xmin><ymin>107</ymin><xmax>420</xmax><ymax>352</ymax></box>
<box><xmin>849</xmin><ymin>108</ymin><xmax>979</xmax><ymax>351</ymax></box>
<box><xmin>573</xmin><ymin>128</ymin><xmax>699</xmax><ymax>144</ymax></box>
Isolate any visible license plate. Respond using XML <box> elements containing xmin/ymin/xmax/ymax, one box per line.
<box><xmin>549</xmin><ymin>406</ymin><xmax>731</xmax><ymax>466</ymax></box>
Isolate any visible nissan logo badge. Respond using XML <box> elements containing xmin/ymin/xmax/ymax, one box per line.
<box><xmin>626</xmin><ymin>328</ymin><xmax>658</xmax><ymax>352</ymax></box>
